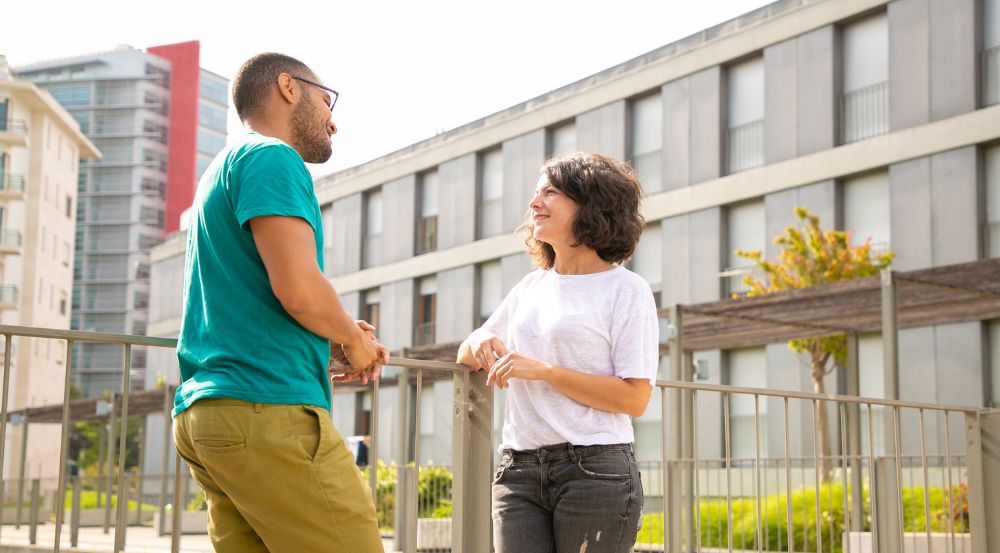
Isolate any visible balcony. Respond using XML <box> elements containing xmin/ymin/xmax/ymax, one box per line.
<box><xmin>842</xmin><ymin>81</ymin><xmax>889</xmax><ymax>143</ymax></box>
<box><xmin>0</xmin><ymin>118</ymin><xmax>29</xmax><ymax>147</ymax></box>
<box><xmin>0</xmin><ymin>174</ymin><xmax>26</xmax><ymax>200</ymax></box>
<box><xmin>0</xmin><ymin>228</ymin><xmax>23</xmax><ymax>255</ymax></box>
<box><xmin>477</xmin><ymin>197</ymin><xmax>503</xmax><ymax>239</ymax></box>
<box><xmin>0</xmin><ymin>284</ymin><xmax>19</xmax><ymax>309</ymax></box>
<box><xmin>415</xmin><ymin>215</ymin><xmax>437</xmax><ymax>255</ymax></box>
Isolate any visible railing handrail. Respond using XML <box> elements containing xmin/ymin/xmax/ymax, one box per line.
<box><xmin>0</xmin><ymin>324</ymin><xmax>175</xmax><ymax>348</ymax></box>
<box><xmin>656</xmin><ymin>377</ymin><xmax>981</xmax><ymax>414</ymax></box>
<box><xmin>843</xmin><ymin>79</ymin><xmax>889</xmax><ymax>98</ymax></box>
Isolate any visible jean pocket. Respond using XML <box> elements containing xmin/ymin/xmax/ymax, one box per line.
<box><xmin>576</xmin><ymin>450</ymin><xmax>631</xmax><ymax>480</ymax></box>
<box><xmin>288</xmin><ymin>407</ymin><xmax>322</xmax><ymax>462</ymax></box>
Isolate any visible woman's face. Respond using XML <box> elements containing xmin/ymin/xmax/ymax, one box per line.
<box><xmin>529</xmin><ymin>175</ymin><xmax>579</xmax><ymax>247</ymax></box>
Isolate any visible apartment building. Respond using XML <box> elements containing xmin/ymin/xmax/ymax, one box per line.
<box><xmin>0</xmin><ymin>56</ymin><xmax>100</xmax><ymax>478</ymax></box>
<box><xmin>146</xmin><ymin>0</ymin><xmax>1000</xmax><ymax>469</ymax></box>
<box><xmin>15</xmin><ymin>42</ymin><xmax>228</xmax><ymax>397</ymax></box>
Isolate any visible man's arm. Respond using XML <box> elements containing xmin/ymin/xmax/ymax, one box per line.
<box><xmin>249</xmin><ymin>215</ymin><xmax>379</xmax><ymax>369</ymax></box>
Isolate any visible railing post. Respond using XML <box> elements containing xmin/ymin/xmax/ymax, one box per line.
<box><xmin>393</xmin><ymin>369</ymin><xmax>415</xmax><ymax>553</ymax></box>
<box><xmin>27</xmin><ymin>478</ymin><xmax>39</xmax><ymax>545</ymax></box>
<box><xmin>159</xmin><ymin>384</ymin><xmax>171</xmax><ymax>536</ymax></box>
<box><xmin>874</xmin><ymin>457</ymin><xmax>902</xmax><ymax>553</ymax></box>
<box><xmin>966</xmin><ymin>411</ymin><xmax>1000</xmax><ymax>553</ymax></box>
<box><xmin>15</xmin><ymin>413</ymin><xmax>28</xmax><ymax>528</ymax></box>
<box><xmin>845</xmin><ymin>333</ymin><xmax>864</xmax><ymax>531</ymax></box>
<box><xmin>104</xmin><ymin>393</ymin><xmax>116</xmax><ymax>534</ymax></box>
<box><xmin>71</xmin><ymin>475</ymin><xmax>82</xmax><ymax>548</ymax></box>
<box><xmin>666</xmin><ymin>305</ymin><xmax>684</xmax><ymax>552</ymax></box>
<box><xmin>451</xmin><ymin>369</ymin><xmax>492</xmax><ymax>553</ymax></box>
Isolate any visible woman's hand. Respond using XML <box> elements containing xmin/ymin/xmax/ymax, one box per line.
<box><xmin>466</xmin><ymin>331</ymin><xmax>510</xmax><ymax>372</ymax></box>
<box><xmin>487</xmin><ymin>352</ymin><xmax>551</xmax><ymax>388</ymax></box>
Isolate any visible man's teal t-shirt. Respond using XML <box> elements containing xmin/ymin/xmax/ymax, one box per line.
<box><xmin>173</xmin><ymin>132</ymin><xmax>329</xmax><ymax>416</ymax></box>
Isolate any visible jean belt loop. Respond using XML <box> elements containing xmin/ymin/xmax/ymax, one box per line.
<box><xmin>253</xmin><ymin>403</ymin><xmax>262</xmax><ymax>414</ymax></box>
<box><xmin>567</xmin><ymin>443</ymin><xmax>576</xmax><ymax>461</ymax></box>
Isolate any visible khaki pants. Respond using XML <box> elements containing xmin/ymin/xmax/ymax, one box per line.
<box><xmin>173</xmin><ymin>398</ymin><xmax>382</xmax><ymax>552</ymax></box>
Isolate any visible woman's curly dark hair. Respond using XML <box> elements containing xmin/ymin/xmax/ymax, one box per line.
<box><xmin>522</xmin><ymin>152</ymin><xmax>645</xmax><ymax>270</ymax></box>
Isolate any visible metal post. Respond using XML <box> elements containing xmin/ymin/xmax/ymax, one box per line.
<box><xmin>394</xmin><ymin>368</ymin><xmax>413</xmax><ymax>553</ymax></box>
<box><xmin>369</xmin><ymin>378</ymin><xmax>380</xmax><ymax>505</ymax></box>
<box><xmin>451</xmin><ymin>369</ymin><xmax>492</xmax><ymax>553</ymax></box>
<box><xmin>0</xmin><ymin>334</ymin><xmax>13</xmax><ymax>538</ymax></box>
<box><xmin>682</xmin><ymin>352</ymin><xmax>696</xmax><ymax>551</ymax></box>
<box><xmin>667</xmin><ymin>305</ymin><xmax>683</xmax><ymax>552</ymax></box>
<box><xmin>103</xmin><ymin>392</ymin><xmax>116</xmax><ymax>534</ymax></box>
<box><xmin>159</xmin><ymin>383</ymin><xmax>171</xmax><ymax>536</ymax></box>
<box><xmin>966</xmin><ymin>411</ymin><xmax>999</xmax><ymax>553</ymax></box>
<box><xmin>53</xmin><ymin>339</ymin><xmax>74</xmax><ymax>553</ymax></box>
<box><xmin>845</xmin><ymin>333</ymin><xmax>863</xmax><ymax>532</ymax></box>
<box><xmin>114</xmin><ymin>344</ymin><xmax>132</xmax><ymax>553</ymax></box>
<box><xmin>880</xmin><ymin>270</ymin><xmax>899</xmax><ymax>446</ymax></box>
<box><xmin>71</xmin><ymin>476</ymin><xmax>81</xmax><ymax>548</ymax></box>
<box><xmin>15</xmin><ymin>413</ymin><xmax>29</xmax><ymax>528</ymax></box>
<box><xmin>874</xmin><ymin>457</ymin><xmax>902</xmax><ymax>553</ymax></box>
<box><xmin>27</xmin><ymin>478</ymin><xmax>39</xmax><ymax>545</ymax></box>
<box><xmin>171</xmin><ymin>453</ymin><xmax>182</xmax><ymax>553</ymax></box>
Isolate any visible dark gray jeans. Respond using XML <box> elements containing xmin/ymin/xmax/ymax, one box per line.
<box><xmin>492</xmin><ymin>442</ymin><xmax>643</xmax><ymax>553</ymax></box>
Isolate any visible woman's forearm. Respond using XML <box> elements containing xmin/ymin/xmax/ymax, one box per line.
<box><xmin>543</xmin><ymin>366</ymin><xmax>652</xmax><ymax>417</ymax></box>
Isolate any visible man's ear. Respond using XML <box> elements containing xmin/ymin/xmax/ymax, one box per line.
<box><xmin>275</xmin><ymin>73</ymin><xmax>299</xmax><ymax>105</ymax></box>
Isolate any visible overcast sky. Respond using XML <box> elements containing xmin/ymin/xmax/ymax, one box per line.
<box><xmin>4</xmin><ymin>0</ymin><xmax>773</xmax><ymax>176</ymax></box>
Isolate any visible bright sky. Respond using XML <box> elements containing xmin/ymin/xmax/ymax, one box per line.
<box><xmin>4</xmin><ymin>0</ymin><xmax>773</xmax><ymax>177</ymax></box>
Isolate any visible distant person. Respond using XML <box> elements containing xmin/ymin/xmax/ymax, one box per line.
<box><xmin>356</xmin><ymin>435</ymin><xmax>370</xmax><ymax>468</ymax></box>
<box><xmin>172</xmin><ymin>52</ymin><xmax>386</xmax><ymax>553</ymax></box>
<box><xmin>458</xmin><ymin>153</ymin><xmax>659</xmax><ymax>553</ymax></box>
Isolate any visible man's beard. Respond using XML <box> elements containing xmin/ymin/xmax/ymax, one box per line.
<box><xmin>289</xmin><ymin>98</ymin><xmax>332</xmax><ymax>164</ymax></box>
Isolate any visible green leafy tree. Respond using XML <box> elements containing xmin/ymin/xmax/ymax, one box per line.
<box><xmin>735</xmin><ymin>207</ymin><xmax>893</xmax><ymax>479</ymax></box>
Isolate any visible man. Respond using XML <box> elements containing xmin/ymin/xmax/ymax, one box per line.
<box><xmin>172</xmin><ymin>53</ymin><xmax>385</xmax><ymax>552</ymax></box>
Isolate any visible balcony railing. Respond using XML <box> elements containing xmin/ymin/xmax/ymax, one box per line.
<box><xmin>362</xmin><ymin>234</ymin><xmax>381</xmax><ymax>268</ymax></box>
<box><xmin>726</xmin><ymin>119</ymin><xmax>764</xmax><ymax>174</ymax></box>
<box><xmin>632</xmin><ymin>149</ymin><xmax>662</xmax><ymax>194</ymax></box>
<box><xmin>984</xmin><ymin>46</ymin><xmax>1000</xmax><ymax>107</ymax></box>
<box><xmin>414</xmin><ymin>321</ymin><xmax>435</xmax><ymax>346</ymax></box>
<box><xmin>842</xmin><ymin>81</ymin><xmax>889</xmax><ymax>143</ymax></box>
<box><xmin>0</xmin><ymin>285</ymin><xmax>20</xmax><ymax>305</ymax></box>
<box><xmin>0</xmin><ymin>174</ymin><xmax>26</xmax><ymax>193</ymax></box>
<box><xmin>0</xmin><ymin>321</ymin><xmax>993</xmax><ymax>552</ymax></box>
<box><xmin>0</xmin><ymin>228</ymin><xmax>23</xmax><ymax>249</ymax></box>
<box><xmin>477</xmin><ymin>198</ymin><xmax>503</xmax><ymax>239</ymax></box>
<box><xmin>989</xmin><ymin>222</ymin><xmax>1000</xmax><ymax>258</ymax></box>
<box><xmin>719</xmin><ymin>265</ymin><xmax>765</xmax><ymax>297</ymax></box>
<box><xmin>0</xmin><ymin>118</ymin><xmax>28</xmax><ymax>133</ymax></box>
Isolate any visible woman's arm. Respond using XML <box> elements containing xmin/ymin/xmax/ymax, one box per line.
<box><xmin>487</xmin><ymin>352</ymin><xmax>653</xmax><ymax>417</ymax></box>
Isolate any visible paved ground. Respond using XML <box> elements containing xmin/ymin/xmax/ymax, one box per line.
<box><xmin>0</xmin><ymin>524</ymin><xmax>397</xmax><ymax>552</ymax></box>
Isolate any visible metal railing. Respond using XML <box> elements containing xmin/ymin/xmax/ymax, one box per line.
<box><xmin>0</xmin><ymin>229</ymin><xmax>22</xmax><ymax>249</ymax></box>
<box><xmin>842</xmin><ymin>81</ymin><xmax>889</xmax><ymax>144</ymax></box>
<box><xmin>987</xmin><ymin>222</ymin><xmax>1000</xmax><ymax>259</ymax></box>
<box><xmin>0</xmin><ymin>119</ymin><xmax>28</xmax><ymax>134</ymax></box>
<box><xmin>632</xmin><ymin>149</ymin><xmax>663</xmax><ymax>194</ymax></box>
<box><xmin>726</xmin><ymin>119</ymin><xmax>764</xmax><ymax>174</ymax></box>
<box><xmin>363</xmin><ymin>234</ymin><xmax>382</xmax><ymax>268</ymax></box>
<box><xmin>0</xmin><ymin>323</ymin><xmax>995</xmax><ymax>553</ymax></box>
<box><xmin>417</xmin><ymin>215</ymin><xmax>438</xmax><ymax>255</ymax></box>
<box><xmin>719</xmin><ymin>265</ymin><xmax>765</xmax><ymax>297</ymax></box>
<box><xmin>0</xmin><ymin>174</ymin><xmax>26</xmax><ymax>193</ymax></box>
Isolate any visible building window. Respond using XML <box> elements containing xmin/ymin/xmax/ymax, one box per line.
<box><xmin>47</xmin><ymin>84</ymin><xmax>92</xmax><ymax>107</ymax></box>
<box><xmin>841</xmin><ymin>13</ymin><xmax>889</xmax><ymax>143</ymax></box>
<box><xmin>477</xmin><ymin>260</ymin><xmax>502</xmax><ymax>326</ymax></box>
<box><xmin>726</xmin><ymin>55</ymin><xmax>765</xmax><ymax>174</ymax></box>
<box><xmin>723</xmin><ymin>200</ymin><xmax>765</xmax><ymax>297</ymax></box>
<box><xmin>415</xmin><ymin>276</ymin><xmax>437</xmax><ymax>346</ymax></box>
<box><xmin>416</xmin><ymin>171</ymin><xmax>438</xmax><ymax>254</ymax></box>
<box><xmin>477</xmin><ymin>149</ymin><xmax>503</xmax><ymax>239</ymax></box>
<box><xmin>842</xmin><ymin>170</ymin><xmax>891</xmax><ymax>252</ymax></box>
<box><xmin>987</xmin><ymin>144</ymin><xmax>1000</xmax><ymax>258</ymax></box>
<box><xmin>362</xmin><ymin>189</ymin><xmax>383</xmax><ymax>268</ymax></box>
<box><xmin>631</xmin><ymin>223</ymin><xmax>663</xmax><ymax>307</ymax></box>
<box><xmin>985</xmin><ymin>0</ymin><xmax>1000</xmax><ymax>106</ymax></box>
<box><xmin>548</xmin><ymin>122</ymin><xmax>577</xmax><ymax>157</ymax></box>
<box><xmin>362</xmin><ymin>288</ymin><xmax>381</xmax><ymax>331</ymax></box>
<box><xmin>726</xmin><ymin>347</ymin><xmax>767</xmax><ymax>460</ymax></box>
<box><xmin>629</xmin><ymin>93</ymin><xmax>662</xmax><ymax>194</ymax></box>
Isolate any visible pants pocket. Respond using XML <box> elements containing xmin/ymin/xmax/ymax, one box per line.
<box><xmin>576</xmin><ymin>450</ymin><xmax>631</xmax><ymax>480</ymax></box>
<box><xmin>287</xmin><ymin>406</ymin><xmax>322</xmax><ymax>461</ymax></box>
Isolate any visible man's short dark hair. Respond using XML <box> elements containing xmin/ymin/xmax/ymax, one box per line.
<box><xmin>232</xmin><ymin>53</ymin><xmax>314</xmax><ymax>122</ymax></box>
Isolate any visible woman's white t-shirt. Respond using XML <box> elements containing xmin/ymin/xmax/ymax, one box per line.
<box><xmin>475</xmin><ymin>265</ymin><xmax>660</xmax><ymax>451</ymax></box>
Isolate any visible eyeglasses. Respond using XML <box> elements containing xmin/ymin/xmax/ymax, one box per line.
<box><xmin>292</xmin><ymin>76</ymin><xmax>339</xmax><ymax>111</ymax></box>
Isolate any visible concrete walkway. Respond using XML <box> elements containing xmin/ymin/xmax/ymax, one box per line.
<box><xmin>0</xmin><ymin>524</ymin><xmax>396</xmax><ymax>552</ymax></box>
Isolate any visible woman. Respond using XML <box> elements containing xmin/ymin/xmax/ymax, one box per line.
<box><xmin>457</xmin><ymin>153</ymin><xmax>659</xmax><ymax>553</ymax></box>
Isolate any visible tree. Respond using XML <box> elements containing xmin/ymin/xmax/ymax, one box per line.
<box><xmin>735</xmin><ymin>206</ymin><xmax>893</xmax><ymax>479</ymax></box>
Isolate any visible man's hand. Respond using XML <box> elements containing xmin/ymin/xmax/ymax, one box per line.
<box><xmin>329</xmin><ymin>321</ymin><xmax>390</xmax><ymax>385</ymax></box>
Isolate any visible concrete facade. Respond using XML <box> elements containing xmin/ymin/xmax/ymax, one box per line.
<box><xmin>146</xmin><ymin>0</ymin><xmax>1000</xmax><ymax>467</ymax></box>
